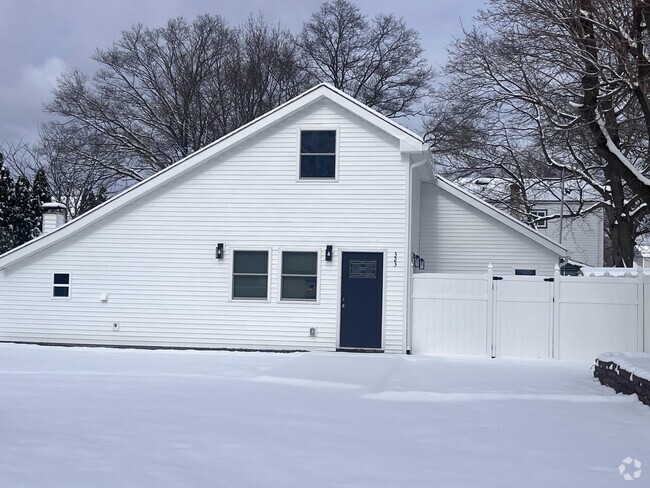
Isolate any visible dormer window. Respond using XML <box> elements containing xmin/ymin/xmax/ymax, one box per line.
<box><xmin>300</xmin><ymin>130</ymin><xmax>336</xmax><ymax>178</ymax></box>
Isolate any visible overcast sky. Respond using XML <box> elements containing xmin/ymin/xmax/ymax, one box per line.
<box><xmin>0</xmin><ymin>0</ymin><xmax>486</xmax><ymax>145</ymax></box>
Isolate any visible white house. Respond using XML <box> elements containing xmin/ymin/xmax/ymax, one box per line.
<box><xmin>0</xmin><ymin>84</ymin><xmax>566</xmax><ymax>354</ymax></box>
<box><xmin>521</xmin><ymin>184</ymin><xmax>604</xmax><ymax>268</ymax></box>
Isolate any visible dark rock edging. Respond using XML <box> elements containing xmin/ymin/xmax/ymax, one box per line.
<box><xmin>594</xmin><ymin>359</ymin><xmax>650</xmax><ymax>407</ymax></box>
<box><xmin>0</xmin><ymin>340</ymin><xmax>307</xmax><ymax>354</ymax></box>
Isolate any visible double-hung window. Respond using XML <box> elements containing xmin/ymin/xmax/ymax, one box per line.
<box><xmin>281</xmin><ymin>252</ymin><xmax>318</xmax><ymax>301</ymax></box>
<box><xmin>232</xmin><ymin>251</ymin><xmax>269</xmax><ymax>299</ymax></box>
<box><xmin>53</xmin><ymin>273</ymin><xmax>70</xmax><ymax>298</ymax></box>
<box><xmin>300</xmin><ymin>130</ymin><xmax>336</xmax><ymax>178</ymax></box>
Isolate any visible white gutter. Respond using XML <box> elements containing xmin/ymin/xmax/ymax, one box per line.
<box><xmin>404</xmin><ymin>151</ymin><xmax>431</xmax><ymax>355</ymax></box>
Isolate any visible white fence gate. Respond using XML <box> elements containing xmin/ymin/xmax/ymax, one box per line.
<box><xmin>493</xmin><ymin>276</ymin><xmax>553</xmax><ymax>359</ymax></box>
<box><xmin>412</xmin><ymin>266</ymin><xmax>648</xmax><ymax>361</ymax></box>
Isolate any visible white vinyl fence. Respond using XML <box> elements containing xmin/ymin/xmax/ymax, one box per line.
<box><xmin>412</xmin><ymin>266</ymin><xmax>649</xmax><ymax>361</ymax></box>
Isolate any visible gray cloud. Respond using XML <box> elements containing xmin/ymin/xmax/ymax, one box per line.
<box><xmin>0</xmin><ymin>57</ymin><xmax>66</xmax><ymax>142</ymax></box>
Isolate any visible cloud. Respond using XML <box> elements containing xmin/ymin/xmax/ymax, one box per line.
<box><xmin>23</xmin><ymin>57</ymin><xmax>67</xmax><ymax>94</ymax></box>
<box><xmin>0</xmin><ymin>57</ymin><xmax>66</xmax><ymax>144</ymax></box>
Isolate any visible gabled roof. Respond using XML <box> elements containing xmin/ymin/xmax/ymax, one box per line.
<box><xmin>435</xmin><ymin>176</ymin><xmax>567</xmax><ymax>257</ymax></box>
<box><xmin>0</xmin><ymin>84</ymin><xmax>425</xmax><ymax>271</ymax></box>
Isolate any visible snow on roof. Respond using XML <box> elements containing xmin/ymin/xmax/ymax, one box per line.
<box><xmin>635</xmin><ymin>244</ymin><xmax>650</xmax><ymax>257</ymax></box>
<box><xmin>457</xmin><ymin>176</ymin><xmax>601</xmax><ymax>203</ymax></box>
<box><xmin>42</xmin><ymin>202</ymin><xmax>67</xmax><ymax>211</ymax></box>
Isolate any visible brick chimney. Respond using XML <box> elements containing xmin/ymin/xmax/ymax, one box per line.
<box><xmin>509</xmin><ymin>183</ymin><xmax>524</xmax><ymax>221</ymax></box>
<box><xmin>42</xmin><ymin>202</ymin><xmax>66</xmax><ymax>234</ymax></box>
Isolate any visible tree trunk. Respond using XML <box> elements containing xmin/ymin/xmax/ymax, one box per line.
<box><xmin>608</xmin><ymin>211</ymin><xmax>636</xmax><ymax>267</ymax></box>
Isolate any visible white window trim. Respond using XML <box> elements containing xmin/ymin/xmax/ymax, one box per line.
<box><xmin>230</xmin><ymin>248</ymin><xmax>271</xmax><ymax>301</ymax></box>
<box><xmin>279</xmin><ymin>249</ymin><xmax>321</xmax><ymax>303</ymax></box>
<box><xmin>52</xmin><ymin>272</ymin><xmax>71</xmax><ymax>300</ymax></box>
<box><xmin>296</xmin><ymin>127</ymin><xmax>340</xmax><ymax>182</ymax></box>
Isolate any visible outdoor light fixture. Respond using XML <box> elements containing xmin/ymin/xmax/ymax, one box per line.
<box><xmin>216</xmin><ymin>243</ymin><xmax>224</xmax><ymax>259</ymax></box>
<box><xmin>325</xmin><ymin>245</ymin><xmax>333</xmax><ymax>261</ymax></box>
<box><xmin>412</xmin><ymin>253</ymin><xmax>421</xmax><ymax>269</ymax></box>
<box><xmin>419</xmin><ymin>258</ymin><xmax>425</xmax><ymax>271</ymax></box>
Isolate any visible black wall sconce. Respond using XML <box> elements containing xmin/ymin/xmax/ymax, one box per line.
<box><xmin>325</xmin><ymin>245</ymin><xmax>333</xmax><ymax>261</ymax></box>
<box><xmin>413</xmin><ymin>253</ymin><xmax>425</xmax><ymax>271</ymax></box>
<box><xmin>216</xmin><ymin>243</ymin><xmax>224</xmax><ymax>259</ymax></box>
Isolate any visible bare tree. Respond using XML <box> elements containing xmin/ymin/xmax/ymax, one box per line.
<box><xmin>299</xmin><ymin>0</ymin><xmax>433</xmax><ymax>117</ymax></box>
<box><xmin>223</xmin><ymin>16</ymin><xmax>311</xmax><ymax>128</ymax></box>
<box><xmin>2</xmin><ymin>133</ymin><xmax>121</xmax><ymax>219</ymax></box>
<box><xmin>0</xmin><ymin>140</ymin><xmax>39</xmax><ymax>179</ymax></box>
<box><xmin>44</xmin><ymin>14</ymin><xmax>307</xmax><ymax>183</ymax></box>
<box><xmin>42</xmin><ymin>5</ymin><xmax>432</xmax><ymax>189</ymax></box>
<box><xmin>38</xmin><ymin>123</ymin><xmax>124</xmax><ymax>218</ymax></box>
<box><xmin>427</xmin><ymin>0</ymin><xmax>650</xmax><ymax>266</ymax></box>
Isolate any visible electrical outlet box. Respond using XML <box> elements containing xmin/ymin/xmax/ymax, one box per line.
<box><xmin>112</xmin><ymin>322</ymin><xmax>119</xmax><ymax>331</ymax></box>
<box><xmin>309</xmin><ymin>327</ymin><xmax>317</xmax><ymax>337</ymax></box>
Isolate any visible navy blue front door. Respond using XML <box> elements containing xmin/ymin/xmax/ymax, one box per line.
<box><xmin>339</xmin><ymin>252</ymin><xmax>383</xmax><ymax>349</ymax></box>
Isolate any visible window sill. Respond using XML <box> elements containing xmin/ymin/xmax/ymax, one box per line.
<box><xmin>297</xmin><ymin>177</ymin><xmax>338</xmax><ymax>182</ymax></box>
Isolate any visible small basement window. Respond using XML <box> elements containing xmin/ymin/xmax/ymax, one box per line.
<box><xmin>282</xmin><ymin>252</ymin><xmax>318</xmax><ymax>301</ymax></box>
<box><xmin>530</xmin><ymin>209</ymin><xmax>548</xmax><ymax>229</ymax></box>
<box><xmin>53</xmin><ymin>273</ymin><xmax>70</xmax><ymax>297</ymax></box>
<box><xmin>233</xmin><ymin>251</ymin><xmax>269</xmax><ymax>299</ymax></box>
<box><xmin>300</xmin><ymin>130</ymin><xmax>336</xmax><ymax>178</ymax></box>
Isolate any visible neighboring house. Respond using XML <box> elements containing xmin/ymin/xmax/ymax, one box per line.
<box><xmin>635</xmin><ymin>245</ymin><xmax>650</xmax><ymax>268</ymax></box>
<box><xmin>0</xmin><ymin>84</ymin><xmax>566</xmax><ymax>354</ymax></box>
<box><xmin>462</xmin><ymin>178</ymin><xmax>604</xmax><ymax>268</ymax></box>
<box><xmin>530</xmin><ymin>200</ymin><xmax>604</xmax><ymax>268</ymax></box>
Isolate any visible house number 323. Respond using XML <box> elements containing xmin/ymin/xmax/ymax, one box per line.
<box><xmin>394</xmin><ymin>252</ymin><xmax>398</xmax><ymax>267</ymax></box>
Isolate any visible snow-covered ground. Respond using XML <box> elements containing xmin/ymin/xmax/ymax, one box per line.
<box><xmin>1</xmin><ymin>345</ymin><xmax>649</xmax><ymax>487</ymax></box>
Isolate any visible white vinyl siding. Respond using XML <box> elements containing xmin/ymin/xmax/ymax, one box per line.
<box><xmin>0</xmin><ymin>99</ymin><xmax>408</xmax><ymax>353</ymax></box>
<box><xmin>419</xmin><ymin>182</ymin><xmax>559</xmax><ymax>276</ymax></box>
